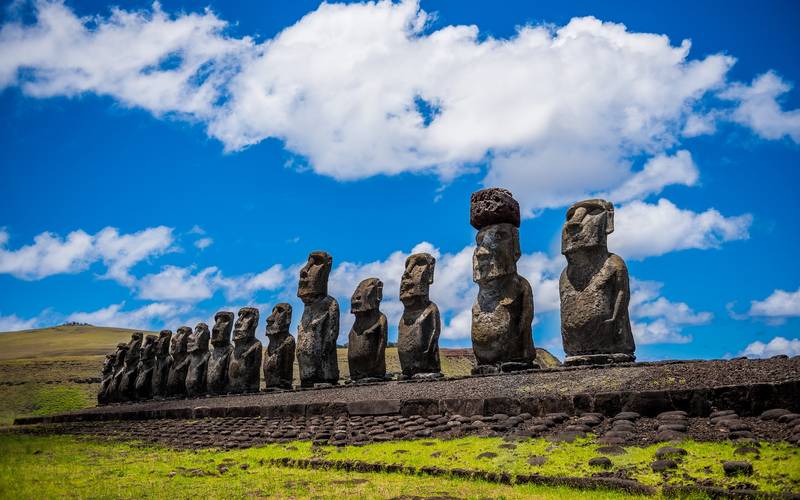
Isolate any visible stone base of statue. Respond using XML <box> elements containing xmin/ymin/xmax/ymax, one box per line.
<box><xmin>564</xmin><ymin>353</ymin><xmax>635</xmax><ymax>366</ymax></box>
<box><xmin>472</xmin><ymin>361</ymin><xmax>539</xmax><ymax>375</ymax></box>
<box><xmin>312</xmin><ymin>382</ymin><xmax>337</xmax><ymax>389</ymax></box>
<box><xmin>411</xmin><ymin>372</ymin><xmax>443</xmax><ymax>380</ymax></box>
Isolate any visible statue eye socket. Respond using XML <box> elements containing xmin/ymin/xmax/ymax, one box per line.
<box><xmin>587</xmin><ymin>207</ymin><xmax>604</xmax><ymax>216</ymax></box>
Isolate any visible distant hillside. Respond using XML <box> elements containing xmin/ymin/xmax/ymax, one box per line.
<box><xmin>0</xmin><ymin>325</ymin><xmax>154</xmax><ymax>361</ymax></box>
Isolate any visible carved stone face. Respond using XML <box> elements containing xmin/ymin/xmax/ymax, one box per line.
<box><xmin>156</xmin><ymin>330</ymin><xmax>172</xmax><ymax>356</ymax></box>
<box><xmin>351</xmin><ymin>278</ymin><xmax>383</xmax><ymax>314</ymax></box>
<box><xmin>234</xmin><ymin>307</ymin><xmax>259</xmax><ymax>342</ymax></box>
<box><xmin>266</xmin><ymin>303</ymin><xmax>292</xmax><ymax>336</ymax></box>
<box><xmin>103</xmin><ymin>353</ymin><xmax>115</xmax><ymax>372</ymax></box>
<box><xmin>561</xmin><ymin>199</ymin><xmax>614</xmax><ymax>255</ymax></box>
<box><xmin>400</xmin><ymin>253</ymin><xmax>435</xmax><ymax>301</ymax></box>
<box><xmin>188</xmin><ymin>323</ymin><xmax>210</xmax><ymax>352</ymax></box>
<box><xmin>114</xmin><ymin>343</ymin><xmax>128</xmax><ymax>367</ymax></box>
<box><xmin>171</xmin><ymin>327</ymin><xmax>191</xmax><ymax>355</ymax></box>
<box><xmin>298</xmin><ymin>251</ymin><xmax>332</xmax><ymax>300</ymax></box>
<box><xmin>141</xmin><ymin>335</ymin><xmax>157</xmax><ymax>360</ymax></box>
<box><xmin>211</xmin><ymin>311</ymin><xmax>233</xmax><ymax>346</ymax></box>
<box><xmin>473</xmin><ymin>223</ymin><xmax>520</xmax><ymax>283</ymax></box>
<box><xmin>125</xmin><ymin>332</ymin><xmax>143</xmax><ymax>364</ymax></box>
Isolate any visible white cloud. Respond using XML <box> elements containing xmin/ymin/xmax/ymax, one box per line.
<box><xmin>740</xmin><ymin>336</ymin><xmax>800</xmax><ymax>358</ymax></box>
<box><xmin>137</xmin><ymin>265</ymin><xmax>219</xmax><ymax>302</ymax></box>
<box><xmin>610</xmin><ymin>198</ymin><xmax>751</xmax><ymax>260</ymax></box>
<box><xmin>628</xmin><ymin>279</ymin><xmax>712</xmax><ymax>345</ymax></box>
<box><xmin>0</xmin><ymin>225</ymin><xmax>174</xmax><ymax>282</ymax></box>
<box><xmin>5</xmin><ymin>2</ymin><xmax>795</xmax><ymax>214</ymax></box>
<box><xmin>721</xmin><ymin>72</ymin><xmax>800</xmax><ymax>143</ymax></box>
<box><xmin>604</xmin><ymin>150</ymin><xmax>698</xmax><ymax>204</ymax></box>
<box><xmin>66</xmin><ymin>301</ymin><xmax>192</xmax><ymax>331</ymax></box>
<box><xmin>736</xmin><ymin>287</ymin><xmax>800</xmax><ymax>324</ymax></box>
<box><xmin>0</xmin><ymin>312</ymin><xmax>39</xmax><ymax>332</ymax></box>
<box><xmin>194</xmin><ymin>237</ymin><xmax>213</xmax><ymax>250</ymax></box>
<box><xmin>218</xmin><ymin>264</ymin><xmax>289</xmax><ymax>301</ymax></box>
<box><xmin>188</xmin><ymin>225</ymin><xmax>205</xmax><ymax>235</ymax></box>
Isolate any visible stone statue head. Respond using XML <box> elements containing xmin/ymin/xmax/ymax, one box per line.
<box><xmin>473</xmin><ymin>223</ymin><xmax>521</xmax><ymax>283</ymax></box>
<box><xmin>156</xmin><ymin>330</ymin><xmax>172</xmax><ymax>356</ymax></box>
<box><xmin>102</xmin><ymin>353</ymin><xmax>115</xmax><ymax>373</ymax></box>
<box><xmin>211</xmin><ymin>311</ymin><xmax>234</xmax><ymax>346</ymax></box>
<box><xmin>125</xmin><ymin>332</ymin><xmax>143</xmax><ymax>364</ymax></box>
<box><xmin>266</xmin><ymin>303</ymin><xmax>292</xmax><ymax>336</ymax></box>
<box><xmin>298</xmin><ymin>251</ymin><xmax>332</xmax><ymax>301</ymax></box>
<box><xmin>233</xmin><ymin>307</ymin><xmax>259</xmax><ymax>342</ymax></box>
<box><xmin>351</xmin><ymin>278</ymin><xmax>383</xmax><ymax>314</ymax></box>
<box><xmin>114</xmin><ymin>343</ymin><xmax>128</xmax><ymax>368</ymax></box>
<box><xmin>561</xmin><ymin>199</ymin><xmax>614</xmax><ymax>255</ymax></box>
<box><xmin>171</xmin><ymin>326</ymin><xmax>191</xmax><ymax>356</ymax></box>
<box><xmin>141</xmin><ymin>335</ymin><xmax>157</xmax><ymax>360</ymax></box>
<box><xmin>188</xmin><ymin>323</ymin><xmax>210</xmax><ymax>353</ymax></box>
<box><xmin>400</xmin><ymin>253</ymin><xmax>435</xmax><ymax>301</ymax></box>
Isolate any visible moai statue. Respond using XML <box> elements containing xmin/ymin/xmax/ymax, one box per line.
<box><xmin>263</xmin><ymin>303</ymin><xmax>296</xmax><ymax>390</ymax></box>
<box><xmin>560</xmin><ymin>199</ymin><xmax>635</xmax><ymax>365</ymax></box>
<box><xmin>296</xmin><ymin>251</ymin><xmax>340</xmax><ymax>387</ymax></box>
<box><xmin>470</xmin><ymin>188</ymin><xmax>537</xmax><ymax>374</ymax></box>
<box><xmin>185</xmin><ymin>323</ymin><xmax>211</xmax><ymax>397</ymax></box>
<box><xmin>398</xmin><ymin>253</ymin><xmax>442</xmax><ymax>379</ymax></box>
<box><xmin>347</xmin><ymin>278</ymin><xmax>388</xmax><ymax>381</ymax></box>
<box><xmin>227</xmin><ymin>307</ymin><xmax>263</xmax><ymax>393</ymax></box>
<box><xmin>120</xmin><ymin>332</ymin><xmax>143</xmax><ymax>400</ymax></box>
<box><xmin>134</xmin><ymin>335</ymin><xmax>157</xmax><ymax>400</ymax></box>
<box><xmin>108</xmin><ymin>343</ymin><xmax>128</xmax><ymax>402</ymax></box>
<box><xmin>97</xmin><ymin>352</ymin><xmax>117</xmax><ymax>405</ymax></box>
<box><xmin>207</xmin><ymin>311</ymin><xmax>234</xmax><ymax>395</ymax></box>
<box><xmin>166</xmin><ymin>326</ymin><xmax>191</xmax><ymax>397</ymax></box>
<box><xmin>151</xmin><ymin>330</ymin><xmax>172</xmax><ymax>399</ymax></box>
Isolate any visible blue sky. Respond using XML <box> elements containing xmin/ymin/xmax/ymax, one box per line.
<box><xmin>0</xmin><ymin>0</ymin><xmax>798</xmax><ymax>361</ymax></box>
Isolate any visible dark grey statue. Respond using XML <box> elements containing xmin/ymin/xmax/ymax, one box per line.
<box><xmin>560</xmin><ymin>199</ymin><xmax>635</xmax><ymax>365</ymax></box>
<box><xmin>166</xmin><ymin>326</ymin><xmax>191</xmax><ymax>397</ymax></box>
<box><xmin>120</xmin><ymin>332</ymin><xmax>143</xmax><ymax>400</ymax></box>
<box><xmin>263</xmin><ymin>303</ymin><xmax>296</xmax><ymax>390</ymax></box>
<box><xmin>207</xmin><ymin>311</ymin><xmax>234</xmax><ymax>395</ymax></box>
<box><xmin>227</xmin><ymin>307</ymin><xmax>262</xmax><ymax>393</ymax></box>
<box><xmin>470</xmin><ymin>188</ymin><xmax>537</xmax><ymax>373</ymax></box>
<box><xmin>398</xmin><ymin>252</ymin><xmax>442</xmax><ymax>379</ymax></box>
<box><xmin>348</xmin><ymin>278</ymin><xmax>388</xmax><ymax>381</ymax></box>
<box><xmin>185</xmin><ymin>323</ymin><xmax>211</xmax><ymax>397</ymax></box>
<box><xmin>296</xmin><ymin>251</ymin><xmax>340</xmax><ymax>387</ymax></box>
<box><xmin>97</xmin><ymin>352</ymin><xmax>117</xmax><ymax>405</ymax></box>
<box><xmin>134</xmin><ymin>335</ymin><xmax>157</xmax><ymax>400</ymax></box>
<box><xmin>151</xmin><ymin>330</ymin><xmax>172</xmax><ymax>399</ymax></box>
<box><xmin>108</xmin><ymin>342</ymin><xmax>128</xmax><ymax>402</ymax></box>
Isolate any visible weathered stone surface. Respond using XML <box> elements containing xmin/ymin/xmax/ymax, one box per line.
<box><xmin>651</xmin><ymin>459</ymin><xmax>677</xmax><ymax>472</ymax></box>
<box><xmin>470</xmin><ymin>189</ymin><xmax>536</xmax><ymax>371</ymax></box>
<box><xmin>166</xmin><ymin>327</ymin><xmax>191</xmax><ymax>397</ymax></box>
<box><xmin>398</xmin><ymin>253</ymin><xmax>441</xmax><ymax>378</ymax></box>
<box><xmin>207</xmin><ymin>312</ymin><xmax>233</xmax><ymax>396</ymax></box>
<box><xmin>588</xmin><ymin>457</ymin><xmax>612</xmax><ymax>468</ymax></box>
<box><xmin>722</xmin><ymin>460</ymin><xmax>753</xmax><ymax>476</ymax></box>
<box><xmin>185</xmin><ymin>323</ymin><xmax>210</xmax><ymax>397</ymax></box>
<box><xmin>227</xmin><ymin>307</ymin><xmax>262</xmax><ymax>394</ymax></box>
<box><xmin>119</xmin><ymin>332</ymin><xmax>143</xmax><ymax>401</ymax></box>
<box><xmin>560</xmin><ymin>199</ymin><xmax>635</xmax><ymax>366</ymax></box>
<box><xmin>134</xmin><ymin>335</ymin><xmax>157</xmax><ymax>400</ymax></box>
<box><xmin>263</xmin><ymin>303</ymin><xmax>296</xmax><ymax>390</ymax></box>
<box><xmin>296</xmin><ymin>251</ymin><xmax>339</xmax><ymax>387</ymax></box>
<box><xmin>348</xmin><ymin>278</ymin><xmax>388</xmax><ymax>381</ymax></box>
<box><xmin>97</xmin><ymin>352</ymin><xmax>117</xmax><ymax>405</ymax></box>
<box><xmin>151</xmin><ymin>330</ymin><xmax>172</xmax><ymax>399</ymax></box>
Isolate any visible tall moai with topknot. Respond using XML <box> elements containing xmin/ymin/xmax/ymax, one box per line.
<box><xmin>227</xmin><ymin>307</ymin><xmax>262</xmax><ymax>393</ymax></box>
<box><xmin>470</xmin><ymin>188</ymin><xmax>537</xmax><ymax>374</ymax></box>
<box><xmin>559</xmin><ymin>199</ymin><xmax>635</xmax><ymax>365</ymax></box>
<box><xmin>207</xmin><ymin>311</ymin><xmax>234</xmax><ymax>395</ymax></box>
<box><xmin>296</xmin><ymin>251</ymin><xmax>340</xmax><ymax>387</ymax></box>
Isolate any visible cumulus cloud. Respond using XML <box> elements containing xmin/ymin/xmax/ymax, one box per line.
<box><xmin>2</xmin><ymin>2</ymin><xmax>796</xmax><ymax>213</ymax></box>
<box><xmin>740</xmin><ymin>336</ymin><xmax>800</xmax><ymax>358</ymax></box>
<box><xmin>610</xmin><ymin>198</ymin><xmax>751</xmax><ymax>260</ymax></box>
<box><xmin>721</xmin><ymin>72</ymin><xmax>800</xmax><ymax>143</ymax></box>
<box><xmin>0</xmin><ymin>225</ymin><xmax>175</xmax><ymax>282</ymax></box>
<box><xmin>194</xmin><ymin>237</ymin><xmax>213</xmax><ymax>250</ymax></box>
<box><xmin>629</xmin><ymin>279</ymin><xmax>712</xmax><ymax>344</ymax></box>
<box><xmin>218</xmin><ymin>264</ymin><xmax>289</xmax><ymax>301</ymax></box>
<box><xmin>66</xmin><ymin>301</ymin><xmax>192</xmax><ymax>330</ymax></box>
<box><xmin>604</xmin><ymin>150</ymin><xmax>698</xmax><ymax>204</ymax></box>
<box><xmin>137</xmin><ymin>265</ymin><xmax>220</xmax><ymax>302</ymax></box>
<box><xmin>0</xmin><ymin>312</ymin><xmax>39</xmax><ymax>332</ymax></box>
<box><xmin>730</xmin><ymin>287</ymin><xmax>800</xmax><ymax>325</ymax></box>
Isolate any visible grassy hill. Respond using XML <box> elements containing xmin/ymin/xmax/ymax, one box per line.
<box><xmin>0</xmin><ymin>325</ymin><xmax>152</xmax><ymax>360</ymax></box>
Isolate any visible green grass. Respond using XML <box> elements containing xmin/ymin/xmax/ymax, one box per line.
<box><xmin>0</xmin><ymin>434</ymin><xmax>642</xmax><ymax>499</ymax></box>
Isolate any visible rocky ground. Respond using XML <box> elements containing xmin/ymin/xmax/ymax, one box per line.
<box><xmin>17</xmin><ymin>407</ymin><xmax>800</xmax><ymax>450</ymax></box>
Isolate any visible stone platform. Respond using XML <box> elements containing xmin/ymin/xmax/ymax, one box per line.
<box><xmin>14</xmin><ymin>357</ymin><xmax>800</xmax><ymax>426</ymax></box>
